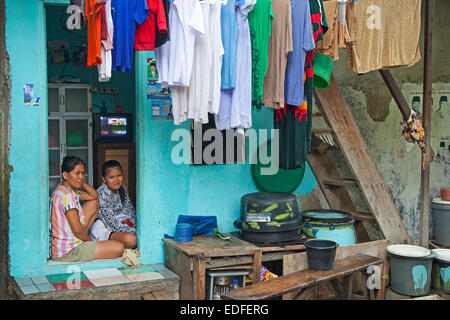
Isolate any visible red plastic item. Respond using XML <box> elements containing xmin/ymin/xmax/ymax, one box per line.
<box><xmin>115</xmin><ymin>104</ymin><xmax>123</xmax><ymax>113</ymax></box>
<box><xmin>441</xmin><ymin>188</ymin><xmax>450</xmax><ymax>201</ymax></box>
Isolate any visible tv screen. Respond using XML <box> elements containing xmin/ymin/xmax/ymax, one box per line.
<box><xmin>100</xmin><ymin>116</ymin><xmax>127</xmax><ymax>137</ymax></box>
<box><xmin>93</xmin><ymin>113</ymin><xmax>132</xmax><ymax>143</ymax></box>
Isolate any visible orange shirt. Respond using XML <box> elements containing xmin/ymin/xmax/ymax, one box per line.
<box><xmin>86</xmin><ymin>0</ymin><xmax>106</xmax><ymax>67</ymax></box>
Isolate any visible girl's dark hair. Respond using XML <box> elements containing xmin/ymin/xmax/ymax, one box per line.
<box><xmin>101</xmin><ymin>160</ymin><xmax>123</xmax><ymax>177</ymax></box>
<box><xmin>61</xmin><ymin>156</ymin><xmax>85</xmax><ymax>175</ymax></box>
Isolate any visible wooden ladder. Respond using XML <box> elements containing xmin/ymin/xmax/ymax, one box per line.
<box><xmin>308</xmin><ymin>74</ymin><xmax>411</xmax><ymax>244</ymax></box>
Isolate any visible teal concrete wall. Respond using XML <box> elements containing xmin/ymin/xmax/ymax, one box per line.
<box><xmin>134</xmin><ymin>51</ymin><xmax>317</xmax><ymax>265</ymax></box>
<box><xmin>6</xmin><ymin>0</ymin><xmax>50</xmax><ymax>278</ymax></box>
<box><xmin>6</xmin><ymin>0</ymin><xmax>317</xmax><ymax>278</ymax></box>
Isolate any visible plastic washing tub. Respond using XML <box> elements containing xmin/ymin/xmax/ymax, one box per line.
<box><xmin>387</xmin><ymin>244</ymin><xmax>435</xmax><ymax>296</ymax></box>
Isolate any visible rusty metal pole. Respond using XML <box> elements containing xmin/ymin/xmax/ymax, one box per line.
<box><xmin>419</xmin><ymin>0</ymin><xmax>435</xmax><ymax>248</ymax></box>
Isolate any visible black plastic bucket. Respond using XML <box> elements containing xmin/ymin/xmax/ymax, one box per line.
<box><xmin>304</xmin><ymin>239</ymin><xmax>338</xmax><ymax>271</ymax></box>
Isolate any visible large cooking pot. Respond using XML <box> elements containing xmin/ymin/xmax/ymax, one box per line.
<box><xmin>234</xmin><ymin>192</ymin><xmax>303</xmax><ymax>243</ymax></box>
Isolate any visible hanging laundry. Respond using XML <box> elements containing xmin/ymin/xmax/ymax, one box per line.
<box><xmin>208</xmin><ymin>0</ymin><xmax>225</xmax><ymax>115</ymax></box>
<box><xmin>98</xmin><ymin>0</ymin><xmax>114</xmax><ymax>82</ymax></box>
<box><xmin>111</xmin><ymin>0</ymin><xmax>149</xmax><ymax>72</ymax></box>
<box><xmin>155</xmin><ymin>0</ymin><xmax>170</xmax><ymax>48</ymax></box>
<box><xmin>275</xmin><ymin>0</ymin><xmax>328</xmax><ymax>170</ymax></box>
<box><xmin>284</xmin><ymin>0</ymin><xmax>315</xmax><ymax>106</ymax></box>
<box><xmin>262</xmin><ymin>0</ymin><xmax>293</xmax><ymax>109</ymax></box>
<box><xmin>171</xmin><ymin>0</ymin><xmax>212</xmax><ymax>125</ymax></box>
<box><xmin>155</xmin><ymin>0</ymin><xmax>204</xmax><ymax>88</ymax></box>
<box><xmin>248</xmin><ymin>0</ymin><xmax>273</xmax><ymax>111</ymax></box>
<box><xmin>86</xmin><ymin>0</ymin><xmax>106</xmax><ymax>67</ymax></box>
<box><xmin>347</xmin><ymin>0</ymin><xmax>421</xmax><ymax>74</ymax></box>
<box><xmin>134</xmin><ymin>0</ymin><xmax>168</xmax><ymax>51</ymax></box>
<box><xmin>220</xmin><ymin>0</ymin><xmax>238</xmax><ymax>90</ymax></box>
<box><xmin>303</xmin><ymin>0</ymin><xmax>328</xmax><ymax>152</ymax></box>
<box><xmin>215</xmin><ymin>0</ymin><xmax>255</xmax><ymax>130</ymax></box>
<box><xmin>156</xmin><ymin>0</ymin><xmax>205</xmax><ymax>125</ymax></box>
<box><xmin>315</xmin><ymin>0</ymin><xmax>338</xmax><ymax>60</ymax></box>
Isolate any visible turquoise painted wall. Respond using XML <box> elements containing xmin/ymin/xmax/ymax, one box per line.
<box><xmin>6</xmin><ymin>0</ymin><xmax>317</xmax><ymax>278</ymax></box>
<box><xmin>134</xmin><ymin>51</ymin><xmax>318</xmax><ymax>265</ymax></box>
<box><xmin>6</xmin><ymin>0</ymin><xmax>50</xmax><ymax>278</ymax></box>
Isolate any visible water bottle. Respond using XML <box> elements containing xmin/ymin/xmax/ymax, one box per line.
<box><xmin>231</xmin><ymin>278</ymin><xmax>240</xmax><ymax>290</ymax></box>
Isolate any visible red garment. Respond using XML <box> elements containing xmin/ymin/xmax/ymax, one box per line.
<box><xmin>134</xmin><ymin>0</ymin><xmax>168</xmax><ymax>51</ymax></box>
<box><xmin>86</xmin><ymin>0</ymin><xmax>106</xmax><ymax>67</ymax></box>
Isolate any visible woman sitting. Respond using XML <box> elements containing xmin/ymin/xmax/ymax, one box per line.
<box><xmin>89</xmin><ymin>160</ymin><xmax>137</xmax><ymax>249</ymax></box>
<box><xmin>50</xmin><ymin>156</ymin><xmax>125</xmax><ymax>262</ymax></box>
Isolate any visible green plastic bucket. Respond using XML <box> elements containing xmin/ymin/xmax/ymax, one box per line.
<box><xmin>431</xmin><ymin>249</ymin><xmax>450</xmax><ymax>293</ymax></box>
<box><xmin>387</xmin><ymin>245</ymin><xmax>435</xmax><ymax>296</ymax></box>
<box><xmin>313</xmin><ymin>53</ymin><xmax>334</xmax><ymax>89</ymax></box>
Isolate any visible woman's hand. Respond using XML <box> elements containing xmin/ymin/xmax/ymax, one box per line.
<box><xmin>80</xmin><ymin>182</ymin><xmax>99</xmax><ymax>201</ymax></box>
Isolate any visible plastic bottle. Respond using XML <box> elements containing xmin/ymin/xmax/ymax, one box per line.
<box><xmin>231</xmin><ymin>278</ymin><xmax>240</xmax><ymax>290</ymax></box>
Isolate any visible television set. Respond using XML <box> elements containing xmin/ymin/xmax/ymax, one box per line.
<box><xmin>93</xmin><ymin>113</ymin><xmax>133</xmax><ymax>143</ymax></box>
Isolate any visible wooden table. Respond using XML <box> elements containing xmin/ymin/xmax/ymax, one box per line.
<box><xmin>222</xmin><ymin>254</ymin><xmax>384</xmax><ymax>300</ymax></box>
<box><xmin>163</xmin><ymin>233</ymin><xmax>306</xmax><ymax>300</ymax></box>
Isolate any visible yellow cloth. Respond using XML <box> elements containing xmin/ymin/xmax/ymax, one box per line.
<box><xmin>346</xmin><ymin>0</ymin><xmax>421</xmax><ymax>74</ymax></box>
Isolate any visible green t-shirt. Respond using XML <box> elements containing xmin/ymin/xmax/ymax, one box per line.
<box><xmin>248</xmin><ymin>0</ymin><xmax>273</xmax><ymax>110</ymax></box>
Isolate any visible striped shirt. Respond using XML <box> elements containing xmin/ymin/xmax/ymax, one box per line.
<box><xmin>50</xmin><ymin>184</ymin><xmax>86</xmax><ymax>258</ymax></box>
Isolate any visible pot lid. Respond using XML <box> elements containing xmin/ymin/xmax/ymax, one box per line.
<box><xmin>432</xmin><ymin>249</ymin><xmax>450</xmax><ymax>262</ymax></box>
<box><xmin>301</xmin><ymin>209</ymin><xmax>354</xmax><ymax>223</ymax></box>
<box><xmin>432</xmin><ymin>197</ymin><xmax>450</xmax><ymax>205</ymax></box>
<box><xmin>387</xmin><ymin>244</ymin><xmax>431</xmax><ymax>258</ymax></box>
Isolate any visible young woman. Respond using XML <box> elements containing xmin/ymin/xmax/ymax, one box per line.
<box><xmin>89</xmin><ymin>160</ymin><xmax>137</xmax><ymax>249</ymax></box>
<box><xmin>50</xmin><ymin>156</ymin><xmax>125</xmax><ymax>262</ymax></box>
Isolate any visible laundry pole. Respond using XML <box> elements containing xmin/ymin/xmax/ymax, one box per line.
<box><xmin>419</xmin><ymin>0</ymin><xmax>435</xmax><ymax>248</ymax></box>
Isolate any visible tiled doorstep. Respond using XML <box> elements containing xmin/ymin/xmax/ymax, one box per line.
<box><xmin>15</xmin><ymin>264</ymin><xmax>173</xmax><ymax>294</ymax></box>
<box><xmin>83</xmin><ymin>268</ymin><xmax>123</xmax><ymax>280</ymax></box>
<box><xmin>87</xmin><ymin>275</ymin><xmax>131</xmax><ymax>287</ymax></box>
<box><xmin>124</xmin><ymin>272</ymin><xmax>165</xmax><ymax>282</ymax></box>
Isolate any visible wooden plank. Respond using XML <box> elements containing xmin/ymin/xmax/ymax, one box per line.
<box><xmin>193</xmin><ymin>255</ymin><xmax>206</xmax><ymax>300</ymax></box>
<box><xmin>253</xmin><ymin>250</ymin><xmax>262</xmax><ymax>284</ymax></box>
<box><xmin>350</xmin><ymin>212</ymin><xmax>375</xmax><ymax>222</ymax></box>
<box><xmin>307</xmin><ymin>151</ymin><xmax>371</xmax><ymax>243</ymax></box>
<box><xmin>164</xmin><ymin>245</ymin><xmax>195</xmax><ymax>300</ymax></box>
<box><xmin>379</xmin><ymin>70</ymin><xmax>411</xmax><ymax>119</ymax></box>
<box><xmin>283</xmin><ymin>240</ymin><xmax>389</xmax><ymax>275</ymax></box>
<box><xmin>222</xmin><ymin>255</ymin><xmax>383</xmax><ymax>300</ymax></box>
<box><xmin>162</xmin><ymin>234</ymin><xmax>259</xmax><ymax>257</ymax></box>
<box><xmin>419</xmin><ymin>0</ymin><xmax>435</xmax><ymax>249</ymax></box>
<box><xmin>323</xmin><ymin>178</ymin><xmax>358</xmax><ymax>188</ymax></box>
<box><xmin>314</xmin><ymin>76</ymin><xmax>411</xmax><ymax>244</ymax></box>
<box><xmin>376</xmin><ymin>258</ymin><xmax>390</xmax><ymax>300</ymax></box>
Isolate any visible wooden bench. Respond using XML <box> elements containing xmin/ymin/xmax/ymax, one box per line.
<box><xmin>221</xmin><ymin>255</ymin><xmax>383</xmax><ymax>300</ymax></box>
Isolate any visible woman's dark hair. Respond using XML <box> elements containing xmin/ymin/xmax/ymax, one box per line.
<box><xmin>101</xmin><ymin>160</ymin><xmax>123</xmax><ymax>177</ymax></box>
<box><xmin>61</xmin><ymin>156</ymin><xmax>86</xmax><ymax>175</ymax></box>
<box><xmin>102</xmin><ymin>160</ymin><xmax>125</xmax><ymax>203</ymax></box>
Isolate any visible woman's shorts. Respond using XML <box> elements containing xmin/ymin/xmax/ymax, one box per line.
<box><xmin>51</xmin><ymin>241</ymin><xmax>97</xmax><ymax>262</ymax></box>
<box><xmin>88</xmin><ymin>219</ymin><xmax>112</xmax><ymax>241</ymax></box>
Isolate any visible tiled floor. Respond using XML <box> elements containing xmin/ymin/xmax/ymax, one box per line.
<box><xmin>15</xmin><ymin>264</ymin><xmax>169</xmax><ymax>295</ymax></box>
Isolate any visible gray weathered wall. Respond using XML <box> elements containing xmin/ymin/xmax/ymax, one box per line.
<box><xmin>327</xmin><ymin>0</ymin><xmax>450</xmax><ymax>244</ymax></box>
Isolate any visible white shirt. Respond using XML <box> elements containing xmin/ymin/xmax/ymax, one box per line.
<box><xmin>98</xmin><ymin>0</ymin><xmax>114</xmax><ymax>82</ymax></box>
<box><xmin>208</xmin><ymin>0</ymin><xmax>224</xmax><ymax>115</ymax></box>
<box><xmin>155</xmin><ymin>0</ymin><xmax>205</xmax><ymax>88</ymax></box>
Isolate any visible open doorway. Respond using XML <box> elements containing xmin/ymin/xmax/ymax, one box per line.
<box><xmin>45</xmin><ymin>4</ymin><xmax>138</xmax><ymax>261</ymax></box>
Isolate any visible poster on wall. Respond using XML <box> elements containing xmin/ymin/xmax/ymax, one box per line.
<box><xmin>151</xmin><ymin>99</ymin><xmax>173</xmax><ymax>119</ymax></box>
<box><xmin>148</xmin><ymin>58</ymin><xmax>173</xmax><ymax>120</ymax></box>
<box><xmin>48</xmin><ymin>40</ymin><xmax>69</xmax><ymax>65</ymax></box>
